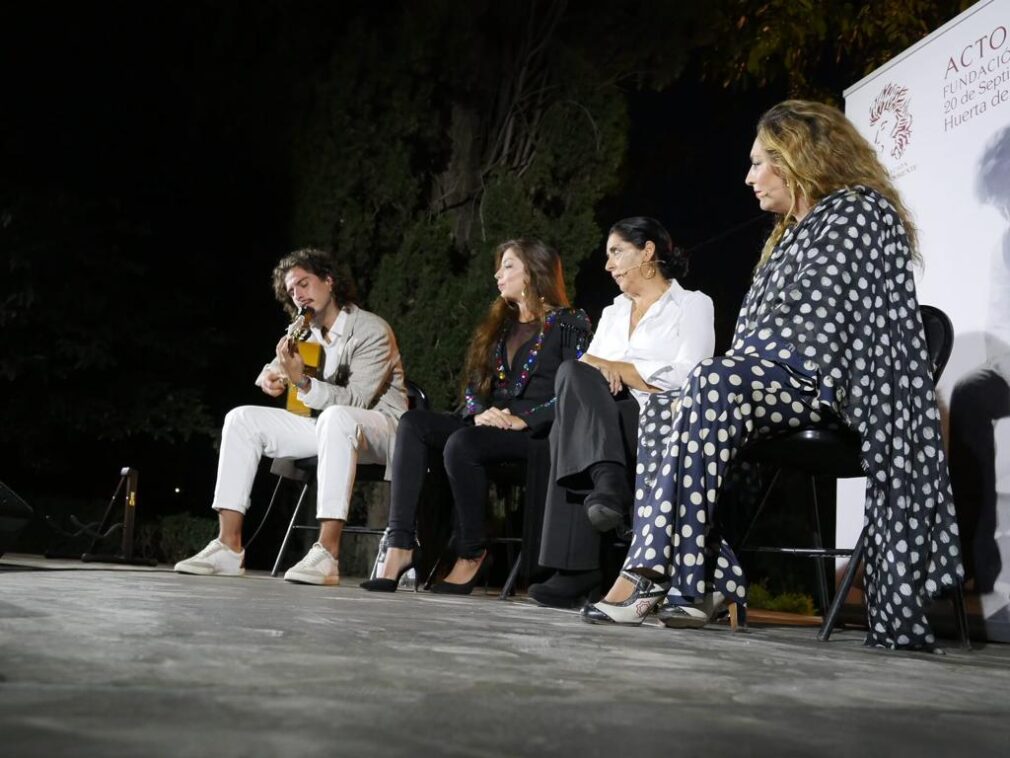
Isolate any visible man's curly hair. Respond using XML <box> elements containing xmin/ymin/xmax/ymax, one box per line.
<box><xmin>271</xmin><ymin>248</ymin><xmax>358</xmax><ymax>317</ymax></box>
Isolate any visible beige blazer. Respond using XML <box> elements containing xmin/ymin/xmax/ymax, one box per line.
<box><xmin>262</xmin><ymin>304</ymin><xmax>408</xmax><ymax>475</ymax></box>
<box><xmin>307</xmin><ymin>304</ymin><xmax>408</xmax><ymax>423</ymax></box>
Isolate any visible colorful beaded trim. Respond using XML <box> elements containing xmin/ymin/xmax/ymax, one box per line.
<box><xmin>464</xmin><ymin>309</ymin><xmax>590</xmax><ymax>417</ymax></box>
<box><xmin>465</xmin><ymin>310</ymin><xmax>565</xmax><ymax>415</ymax></box>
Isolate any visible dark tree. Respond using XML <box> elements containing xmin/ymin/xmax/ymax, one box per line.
<box><xmin>0</xmin><ymin>0</ymin><xmax>970</xmax><ymax>489</ymax></box>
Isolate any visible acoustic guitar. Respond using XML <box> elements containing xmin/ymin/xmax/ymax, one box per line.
<box><xmin>284</xmin><ymin>306</ymin><xmax>322</xmax><ymax>417</ymax></box>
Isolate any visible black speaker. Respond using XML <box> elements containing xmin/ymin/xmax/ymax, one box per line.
<box><xmin>0</xmin><ymin>480</ymin><xmax>33</xmax><ymax>558</ymax></box>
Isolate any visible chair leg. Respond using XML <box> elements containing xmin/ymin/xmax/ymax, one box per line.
<box><xmin>504</xmin><ymin>482</ymin><xmax>524</xmax><ymax>594</ymax></box>
<box><xmin>807</xmin><ymin>475</ymin><xmax>832</xmax><ymax>615</ymax></box>
<box><xmin>368</xmin><ymin>528</ymin><xmax>389</xmax><ymax>581</ymax></box>
<box><xmin>819</xmin><ymin>523</ymin><xmax>867</xmax><ymax>641</ymax></box>
<box><xmin>950</xmin><ymin>580</ymin><xmax>972</xmax><ymax>650</ymax></box>
<box><xmin>423</xmin><ymin>553</ymin><xmax>442</xmax><ymax>590</ymax></box>
<box><xmin>499</xmin><ymin>549</ymin><xmax>523</xmax><ymax>601</ymax></box>
<box><xmin>738</xmin><ymin>468</ymin><xmax>782</xmax><ymax>549</ymax></box>
<box><xmin>270</xmin><ymin>483</ymin><xmax>310</xmax><ymax>577</ymax></box>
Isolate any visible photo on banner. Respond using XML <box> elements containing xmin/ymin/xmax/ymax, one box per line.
<box><xmin>845</xmin><ymin>0</ymin><xmax>1010</xmax><ymax>641</ymax></box>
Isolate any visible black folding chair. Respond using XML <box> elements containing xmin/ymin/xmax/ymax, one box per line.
<box><xmin>738</xmin><ymin>305</ymin><xmax>970</xmax><ymax>647</ymax></box>
<box><xmin>268</xmin><ymin>380</ymin><xmax>429</xmax><ymax>577</ymax></box>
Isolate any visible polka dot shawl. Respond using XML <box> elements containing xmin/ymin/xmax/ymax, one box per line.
<box><xmin>732</xmin><ymin>186</ymin><xmax>964</xmax><ymax>648</ymax></box>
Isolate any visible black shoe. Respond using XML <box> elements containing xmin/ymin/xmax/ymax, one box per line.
<box><xmin>527</xmin><ymin>569</ymin><xmax>602</xmax><ymax>609</ymax></box>
<box><xmin>430</xmin><ymin>552</ymin><xmax>492</xmax><ymax>596</ymax></box>
<box><xmin>584</xmin><ymin>494</ymin><xmax>627</xmax><ymax>533</ymax></box>
<box><xmin>360</xmin><ymin>554</ymin><xmax>418</xmax><ymax>593</ymax></box>
<box><xmin>584</xmin><ymin>462</ymin><xmax>631</xmax><ymax>534</ymax></box>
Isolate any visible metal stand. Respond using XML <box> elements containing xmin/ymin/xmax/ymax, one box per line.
<box><xmin>81</xmin><ymin>467</ymin><xmax>156</xmax><ymax>566</ymax></box>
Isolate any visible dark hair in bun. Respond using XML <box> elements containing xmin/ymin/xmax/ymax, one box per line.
<box><xmin>608</xmin><ymin>216</ymin><xmax>688</xmax><ymax>280</ymax></box>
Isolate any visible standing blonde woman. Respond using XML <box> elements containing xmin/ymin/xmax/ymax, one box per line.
<box><xmin>583</xmin><ymin>100</ymin><xmax>963</xmax><ymax>650</ymax></box>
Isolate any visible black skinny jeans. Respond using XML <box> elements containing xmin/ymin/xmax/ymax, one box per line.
<box><xmin>386</xmin><ymin>409</ymin><xmax>532</xmax><ymax>558</ymax></box>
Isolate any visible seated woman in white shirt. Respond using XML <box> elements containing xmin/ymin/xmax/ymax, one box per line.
<box><xmin>528</xmin><ymin>217</ymin><xmax>715</xmax><ymax>608</ymax></box>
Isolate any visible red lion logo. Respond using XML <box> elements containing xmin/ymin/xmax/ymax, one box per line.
<box><xmin>869</xmin><ymin>83</ymin><xmax>913</xmax><ymax>160</ymax></box>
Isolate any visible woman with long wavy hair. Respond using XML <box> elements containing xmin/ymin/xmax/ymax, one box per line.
<box><xmin>362</xmin><ymin>238</ymin><xmax>591</xmax><ymax>594</ymax></box>
<box><xmin>582</xmin><ymin>100</ymin><xmax>963</xmax><ymax>650</ymax></box>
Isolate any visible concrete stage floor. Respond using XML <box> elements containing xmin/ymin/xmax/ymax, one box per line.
<box><xmin>2</xmin><ymin>558</ymin><xmax>1010</xmax><ymax>757</ymax></box>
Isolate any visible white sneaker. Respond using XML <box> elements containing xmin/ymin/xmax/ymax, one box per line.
<box><xmin>284</xmin><ymin>543</ymin><xmax>340</xmax><ymax>586</ymax></box>
<box><xmin>174</xmin><ymin>539</ymin><xmax>245</xmax><ymax>576</ymax></box>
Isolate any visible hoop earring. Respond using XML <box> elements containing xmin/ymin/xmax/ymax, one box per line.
<box><xmin>640</xmin><ymin>261</ymin><xmax>658</xmax><ymax>280</ymax></box>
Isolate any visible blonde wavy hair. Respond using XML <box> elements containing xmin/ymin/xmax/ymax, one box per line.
<box><xmin>755</xmin><ymin>99</ymin><xmax>919</xmax><ymax>266</ymax></box>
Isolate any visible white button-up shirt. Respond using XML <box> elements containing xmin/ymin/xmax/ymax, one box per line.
<box><xmin>298</xmin><ymin>308</ymin><xmax>350</xmax><ymax>406</ymax></box>
<box><xmin>584</xmin><ymin>280</ymin><xmax>715</xmax><ymax>407</ymax></box>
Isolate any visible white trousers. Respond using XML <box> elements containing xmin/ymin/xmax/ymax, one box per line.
<box><xmin>211</xmin><ymin>405</ymin><xmax>395</xmax><ymax>521</ymax></box>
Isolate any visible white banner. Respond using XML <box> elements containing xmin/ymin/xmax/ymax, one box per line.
<box><xmin>845</xmin><ymin>0</ymin><xmax>1010</xmax><ymax>640</ymax></box>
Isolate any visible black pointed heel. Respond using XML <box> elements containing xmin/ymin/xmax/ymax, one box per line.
<box><xmin>360</xmin><ymin>555</ymin><xmax>419</xmax><ymax>593</ymax></box>
<box><xmin>430</xmin><ymin>552</ymin><xmax>493</xmax><ymax>596</ymax></box>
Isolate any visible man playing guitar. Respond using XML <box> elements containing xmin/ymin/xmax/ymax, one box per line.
<box><xmin>175</xmin><ymin>248</ymin><xmax>408</xmax><ymax>585</ymax></box>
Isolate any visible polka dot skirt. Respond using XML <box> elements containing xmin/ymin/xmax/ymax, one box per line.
<box><xmin>627</xmin><ymin>356</ymin><xmax>821</xmax><ymax>606</ymax></box>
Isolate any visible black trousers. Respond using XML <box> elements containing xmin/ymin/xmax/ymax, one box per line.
<box><xmin>949</xmin><ymin>367</ymin><xmax>1007</xmax><ymax>593</ymax></box>
<box><xmin>538</xmin><ymin>360</ymin><xmax>640</xmax><ymax>571</ymax></box>
<box><xmin>386</xmin><ymin>409</ymin><xmax>532</xmax><ymax>558</ymax></box>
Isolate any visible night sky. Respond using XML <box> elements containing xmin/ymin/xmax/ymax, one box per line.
<box><xmin>4</xmin><ymin>2</ymin><xmax>787</xmax><ymax>527</ymax></box>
